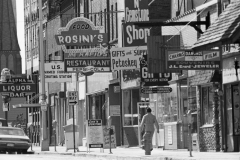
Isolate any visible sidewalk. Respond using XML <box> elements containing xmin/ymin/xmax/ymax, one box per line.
<box><xmin>30</xmin><ymin>145</ymin><xmax>240</xmax><ymax>160</ymax></box>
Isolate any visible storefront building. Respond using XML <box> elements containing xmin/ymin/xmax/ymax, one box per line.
<box><xmin>192</xmin><ymin>0</ymin><xmax>240</xmax><ymax>152</ymax></box>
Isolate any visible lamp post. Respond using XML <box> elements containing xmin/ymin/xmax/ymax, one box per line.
<box><xmin>38</xmin><ymin>0</ymin><xmax>49</xmax><ymax>151</ymax></box>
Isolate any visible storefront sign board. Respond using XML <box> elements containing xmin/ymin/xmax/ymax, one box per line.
<box><xmin>110</xmin><ymin>105</ymin><xmax>120</xmax><ymax>116</ymax></box>
<box><xmin>67</xmin><ymin>91</ymin><xmax>78</xmax><ymax>105</ymax></box>
<box><xmin>102</xmin><ymin>125</ymin><xmax>116</xmax><ymax>149</ymax></box>
<box><xmin>124</xmin><ymin>0</ymin><xmax>150</xmax><ymax>47</ymax></box>
<box><xmin>141</xmin><ymin>87</ymin><xmax>172</xmax><ymax>94</ymax></box>
<box><xmin>55</xmin><ymin>17</ymin><xmax>107</xmax><ymax>53</ymax></box>
<box><xmin>45</xmin><ymin>62</ymin><xmax>72</xmax><ymax>82</ymax></box>
<box><xmin>140</xmin><ymin>51</ymin><xmax>171</xmax><ymax>86</ymax></box>
<box><xmin>110</xmin><ymin>46</ymin><xmax>146</xmax><ymax>71</ymax></box>
<box><xmin>87</xmin><ymin>119</ymin><xmax>104</xmax><ymax>148</ymax></box>
<box><xmin>167</xmin><ymin>50</ymin><xmax>221</xmax><ymax>70</ymax></box>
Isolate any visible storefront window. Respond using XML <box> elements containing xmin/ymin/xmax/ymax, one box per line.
<box><xmin>123</xmin><ymin>89</ymin><xmax>140</xmax><ymax>126</ymax></box>
<box><xmin>201</xmin><ymin>86</ymin><xmax>213</xmax><ymax>125</ymax></box>
<box><xmin>156</xmin><ymin>84</ymin><xmax>178</xmax><ymax>123</ymax></box>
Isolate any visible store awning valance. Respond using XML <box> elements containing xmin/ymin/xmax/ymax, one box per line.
<box><xmin>12</xmin><ymin>104</ymin><xmax>41</xmax><ymax>108</ymax></box>
<box><xmin>192</xmin><ymin>1</ymin><xmax>240</xmax><ymax>50</ymax></box>
<box><xmin>188</xmin><ymin>70</ymin><xmax>221</xmax><ymax>86</ymax></box>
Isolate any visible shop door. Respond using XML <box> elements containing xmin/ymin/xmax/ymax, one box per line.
<box><xmin>137</xmin><ymin>102</ymin><xmax>157</xmax><ymax>147</ymax></box>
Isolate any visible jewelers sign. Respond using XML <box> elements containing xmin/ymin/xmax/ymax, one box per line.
<box><xmin>45</xmin><ymin>62</ymin><xmax>72</xmax><ymax>82</ymax></box>
<box><xmin>110</xmin><ymin>46</ymin><xmax>146</xmax><ymax>71</ymax></box>
<box><xmin>167</xmin><ymin>50</ymin><xmax>221</xmax><ymax>70</ymax></box>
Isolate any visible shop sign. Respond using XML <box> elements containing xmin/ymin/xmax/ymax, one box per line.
<box><xmin>0</xmin><ymin>83</ymin><xmax>36</xmax><ymax>93</ymax></box>
<box><xmin>2</xmin><ymin>92</ymin><xmax>28</xmax><ymax>98</ymax></box>
<box><xmin>67</xmin><ymin>91</ymin><xmax>78</xmax><ymax>105</ymax></box>
<box><xmin>55</xmin><ymin>17</ymin><xmax>108</xmax><ymax>53</ymax></box>
<box><xmin>45</xmin><ymin>62</ymin><xmax>72</xmax><ymax>83</ymax></box>
<box><xmin>64</xmin><ymin>58</ymin><xmax>111</xmax><ymax>72</ymax></box>
<box><xmin>87</xmin><ymin>119</ymin><xmax>104</xmax><ymax>148</ymax></box>
<box><xmin>110</xmin><ymin>47</ymin><xmax>146</xmax><ymax>71</ymax></box>
<box><xmin>167</xmin><ymin>50</ymin><xmax>221</xmax><ymax>70</ymax></box>
<box><xmin>140</xmin><ymin>51</ymin><xmax>171</xmax><ymax>86</ymax></box>
<box><xmin>110</xmin><ymin>105</ymin><xmax>120</xmax><ymax>116</ymax></box>
<box><xmin>122</xmin><ymin>69</ymin><xmax>140</xmax><ymax>82</ymax></box>
<box><xmin>141</xmin><ymin>87</ymin><xmax>172</xmax><ymax>94</ymax></box>
<box><xmin>124</xmin><ymin>0</ymin><xmax>150</xmax><ymax>47</ymax></box>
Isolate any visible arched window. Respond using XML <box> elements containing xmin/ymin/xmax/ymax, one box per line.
<box><xmin>1</xmin><ymin>54</ymin><xmax>6</xmax><ymax>71</ymax></box>
<box><xmin>8</xmin><ymin>54</ymin><xmax>14</xmax><ymax>71</ymax></box>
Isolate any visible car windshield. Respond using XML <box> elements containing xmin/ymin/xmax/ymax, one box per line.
<box><xmin>0</xmin><ymin>128</ymin><xmax>25</xmax><ymax>136</ymax></box>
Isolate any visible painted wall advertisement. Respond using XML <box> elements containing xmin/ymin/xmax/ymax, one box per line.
<box><xmin>87</xmin><ymin>119</ymin><xmax>104</xmax><ymax>148</ymax></box>
<box><xmin>124</xmin><ymin>0</ymin><xmax>150</xmax><ymax>47</ymax></box>
<box><xmin>45</xmin><ymin>62</ymin><xmax>72</xmax><ymax>82</ymax></box>
<box><xmin>110</xmin><ymin>46</ymin><xmax>146</xmax><ymax>71</ymax></box>
<box><xmin>167</xmin><ymin>50</ymin><xmax>221</xmax><ymax>70</ymax></box>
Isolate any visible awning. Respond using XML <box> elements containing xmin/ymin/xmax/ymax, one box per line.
<box><xmin>12</xmin><ymin>104</ymin><xmax>41</xmax><ymax>108</ymax></box>
<box><xmin>188</xmin><ymin>70</ymin><xmax>221</xmax><ymax>86</ymax></box>
<box><xmin>192</xmin><ymin>1</ymin><xmax>240</xmax><ymax>50</ymax></box>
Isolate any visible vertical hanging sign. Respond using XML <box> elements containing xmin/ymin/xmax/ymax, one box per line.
<box><xmin>124</xmin><ymin>0</ymin><xmax>150</xmax><ymax>47</ymax></box>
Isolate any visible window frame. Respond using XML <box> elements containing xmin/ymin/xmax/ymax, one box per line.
<box><xmin>122</xmin><ymin>88</ymin><xmax>139</xmax><ymax>127</ymax></box>
<box><xmin>201</xmin><ymin>85</ymin><xmax>214</xmax><ymax>126</ymax></box>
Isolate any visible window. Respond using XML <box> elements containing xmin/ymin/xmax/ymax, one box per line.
<box><xmin>104</xmin><ymin>9</ymin><xmax>107</xmax><ymax>33</ymax></box>
<box><xmin>115</xmin><ymin>2</ymin><xmax>118</xmax><ymax>38</ymax></box>
<box><xmin>123</xmin><ymin>89</ymin><xmax>140</xmax><ymax>126</ymax></box>
<box><xmin>156</xmin><ymin>84</ymin><xmax>178</xmax><ymax>123</ymax></box>
<box><xmin>201</xmin><ymin>86</ymin><xmax>213</xmax><ymax>125</ymax></box>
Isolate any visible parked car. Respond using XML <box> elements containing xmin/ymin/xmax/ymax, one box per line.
<box><xmin>0</xmin><ymin>127</ymin><xmax>31</xmax><ymax>153</ymax></box>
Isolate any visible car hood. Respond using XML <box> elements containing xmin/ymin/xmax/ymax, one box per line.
<box><xmin>0</xmin><ymin>135</ymin><xmax>29</xmax><ymax>139</ymax></box>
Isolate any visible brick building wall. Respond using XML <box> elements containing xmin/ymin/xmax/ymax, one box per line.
<box><xmin>88</xmin><ymin>0</ymin><xmax>118</xmax><ymax>42</ymax></box>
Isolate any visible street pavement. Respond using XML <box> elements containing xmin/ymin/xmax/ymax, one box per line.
<box><xmin>29</xmin><ymin>145</ymin><xmax>240</xmax><ymax>160</ymax></box>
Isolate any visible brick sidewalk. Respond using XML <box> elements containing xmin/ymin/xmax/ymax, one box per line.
<box><xmin>29</xmin><ymin>145</ymin><xmax>240</xmax><ymax>160</ymax></box>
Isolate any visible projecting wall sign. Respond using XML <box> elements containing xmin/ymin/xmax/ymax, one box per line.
<box><xmin>55</xmin><ymin>17</ymin><xmax>108</xmax><ymax>53</ymax></box>
<box><xmin>45</xmin><ymin>62</ymin><xmax>72</xmax><ymax>82</ymax></box>
<box><xmin>167</xmin><ymin>50</ymin><xmax>221</xmax><ymax>70</ymax></box>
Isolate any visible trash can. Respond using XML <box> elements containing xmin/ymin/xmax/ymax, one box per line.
<box><xmin>63</xmin><ymin>124</ymin><xmax>79</xmax><ymax>152</ymax></box>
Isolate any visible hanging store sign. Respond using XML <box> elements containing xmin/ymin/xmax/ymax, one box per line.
<box><xmin>167</xmin><ymin>50</ymin><xmax>221</xmax><ymax>70</ymax></box>
<box><xmin>45</xmin><ymin>62</ymin><xmax>72</xmax><ymax>83</ymax></box>
<box><xmin>110</xmin><ymin>46</ymin><xmax>146</xmax><ymax>71</ymax></box>
<box><xmin>64</xmin><ymin>58</ymin><xmax>111</xmax><ymax>72</ymax></box>
<box><xmin>124</xmin><ymin>0</ymin><xmax>150</xmax><ymax>47</ymax></box>
<box><xmin>140</xmin><ymin>51</ymin><xmax>171</xmax><ymax>86</ymax></box>
<box><xmin>55</xmin><ymin>17</ymin><xmax>108</xmax><ymax>53</ymax></box>
<box><xmin>141</xmin><ymin>87</ymin><xmax>172</xmax><ymax>94</ymax></box>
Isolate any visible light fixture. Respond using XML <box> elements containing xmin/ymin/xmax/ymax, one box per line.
<box><xmin>234</xmin><ymin>57</ymin><xmax>239</xmax><ymax>76</ymax></box>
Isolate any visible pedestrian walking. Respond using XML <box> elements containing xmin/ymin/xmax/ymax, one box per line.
<box><xmin>140</xmin><ymin>108</ymin><xmax>159</xmax><ymax>151</ymax></box>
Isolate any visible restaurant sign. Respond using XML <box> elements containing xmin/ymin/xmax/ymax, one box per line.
<box><xmin>55</xmin><ymin>17</ymin><xmax>108</xmax><ymax>53</ymax></box>
<box><xmin>167</xmin><ymin>50</ymin><xmax>221</xmax><ymax>70</ymax></box>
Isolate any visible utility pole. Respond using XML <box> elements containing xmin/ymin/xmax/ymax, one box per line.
<box><xmin>38</xmin><ymin>0</ymin><xmax>49</xmax><ymax>151</ymax></box>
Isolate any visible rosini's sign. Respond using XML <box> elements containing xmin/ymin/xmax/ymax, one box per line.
<box><xmin>55</xmin><ymin>17</ymin><xmax>108</xmax><ymax>53</ymax></box>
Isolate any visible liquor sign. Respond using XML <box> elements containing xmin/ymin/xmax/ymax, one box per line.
<box><xmin>167</xmin><ymin>50</ymin><xmax>221</xmax><ymax>70</ymax></box>
<box><xmin>2</xmin><ymin>92</ymin><xmax>29</xmax><ymax>98</ymax></box>
<box><xmin>45</xmin><ymin>62</ymin><xmax>72</xmax><ymax>82</ymax></box>
<box><xmin>0</xmin><ymin>82</ymin><xmax>36</xmax><ymax>93</ymax></box>
<box><xmin>55</xmin><ymin>17</ymin><xmax>108</xmax><ymax>54</ymax></box>
<box><xmin>124</xmin><ymin>0</ymin><xmax>150</xmax><ymax>47</ymax></box>
<box><xmin>140</xmin><ymin>51</ymin><xmax>171</xmax><ymax>86</ymax></box>
<box><xmin>87</xmin><ymin>119</ymin><xmax>104</xmax><ymax>148</ymax></box>
<box><xmin>141</xmin><ymin>87</ymin><xmax>172</xmax><ymax>94</ymax></box>
<box><xmin>110</xmin><ymin>46</ymin><xmax>146</xmax><ymax>71</ymax></box>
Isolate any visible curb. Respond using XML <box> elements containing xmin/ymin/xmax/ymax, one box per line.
<box><xmin>33</xmin><ymin>150</ymin><xmax>198</xmax><ymax>160</ymax></box>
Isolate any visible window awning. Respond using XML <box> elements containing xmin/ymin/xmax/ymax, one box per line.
<box><xmin>192</xmin><ymin>1</ymin><xmax>240</xmax><ymax>50</ymax></box>
<box><xmin>12</xmin><ymin>104</ymin><xmax>41</xmax><ymax>108</ymax></box>
<box><xmin>188</xmin><ymin>70</ymin><xmax>221</xmax><ymax>86</ymax></box>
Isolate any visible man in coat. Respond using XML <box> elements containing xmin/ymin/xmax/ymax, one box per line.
<box><xmin>140</xmin><ymin>107</ymin><xmax>159</xmax><ymax>151</ymax></box>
